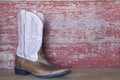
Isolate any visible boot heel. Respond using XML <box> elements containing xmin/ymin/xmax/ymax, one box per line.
<box><xmin>15</xmin><ymin>68</ymin><xmax>31</xmax><ymax>75</ymax></box>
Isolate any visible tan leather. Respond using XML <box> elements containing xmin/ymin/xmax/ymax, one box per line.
<box><xmin>37</xmin><ymin>47</ymin><xmax>51</xmax><ymax>66</ymax></box>
<box><xmin>15</xmin><ymin>48</ymin><xmax>70</xmax><ymax>75</ymax></box>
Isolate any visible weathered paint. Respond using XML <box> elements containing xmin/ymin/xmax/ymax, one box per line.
<box><xmin>0</xmin><ymin>1</ymin><xmax>120</xmax><ymax>69</ymax></box>
<box><xmin>0</xmin><ymin>0</ymin><xmax>119</xmax><ymax>1</ymax></box>
<box><xmin>44</xmin><ymin>43</ymin><xmax>120</xmax><ymax>68</ymax></box>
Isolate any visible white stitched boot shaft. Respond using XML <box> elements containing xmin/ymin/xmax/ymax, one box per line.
<box><xmin>16</xmin><ymin>10</ymin><xmax>44</xmax><ymax>61</ymax></box>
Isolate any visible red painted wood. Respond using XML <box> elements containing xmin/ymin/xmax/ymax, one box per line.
<box><xmin>0</xmin><ymin>1</ymin><xmax>120</xmax><ymax>69</ymax></box>
<box><xmin>43</xmin><ymin>43</ymin><xmax>120</xmax><ymax>68</ymax></box>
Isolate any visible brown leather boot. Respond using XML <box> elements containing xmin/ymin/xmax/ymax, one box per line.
<box><xmin>15</xmin><ymin>48</ymin><xmax>71</xmax><ymax>78</ymax></box>
<box><xmin>15</xmin><ymin>10</ymin><xmax>71</xmax><ymax>78</ymax></box>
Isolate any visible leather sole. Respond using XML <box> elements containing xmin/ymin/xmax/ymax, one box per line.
<box><xmin>15</xmin><ymin>68</ymin><xmax>71</xmax><ymax>78</ymax></box>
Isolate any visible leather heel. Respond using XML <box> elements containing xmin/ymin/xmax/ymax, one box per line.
<box><xmin>15</xmin><ymin>68</ymin><xmax>31</xmax><ymax>75</ymax></box>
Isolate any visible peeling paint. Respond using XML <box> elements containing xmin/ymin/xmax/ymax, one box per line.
<box><xmin>0</xmin><ymin>53</ymin><xmax>14</xmax><ymax>61</ymax></box>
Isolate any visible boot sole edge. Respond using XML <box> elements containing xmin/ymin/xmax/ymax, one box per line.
<box><xmin>15</xmin><ymin>67</ymin><xmax>71</xmax><ymax>78</ymax></box>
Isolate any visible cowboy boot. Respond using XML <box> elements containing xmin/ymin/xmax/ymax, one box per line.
<box><xmin>15</xmin><ymin>10</ymin><xmax>71</xmax><ymax>78</ymax></box>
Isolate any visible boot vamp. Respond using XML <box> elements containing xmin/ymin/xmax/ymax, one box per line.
<box><xmin>34</xmin><ymin>62</ymin><xmax>69</xmax><ymax>75</ymax></box>
<box><xmin>16</xmin><ymin>56</ymin><xmax>69</xmax><ymax>76</ymax></box>
<box><xmin>24</xmin><ymin>61</ymin><xmax>69</xmax><ymax>75</ymax></box>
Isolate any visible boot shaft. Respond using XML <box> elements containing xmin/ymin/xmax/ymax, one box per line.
<box><xmin>16</xmin><ymin>10</ymin><xmax>44</xmax><ymax>61</ymax></box>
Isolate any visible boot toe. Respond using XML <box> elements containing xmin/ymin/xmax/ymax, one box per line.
<box><xmin>34</xmin><ymin>68</ymin><xmax>71</xmax><ymax>78</ymax></box>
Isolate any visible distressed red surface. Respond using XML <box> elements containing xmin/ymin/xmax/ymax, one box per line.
<box><xmin>0</xmin><ymin>1</ymin><xmax>120</xmax><ymax>69</ymax></box>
